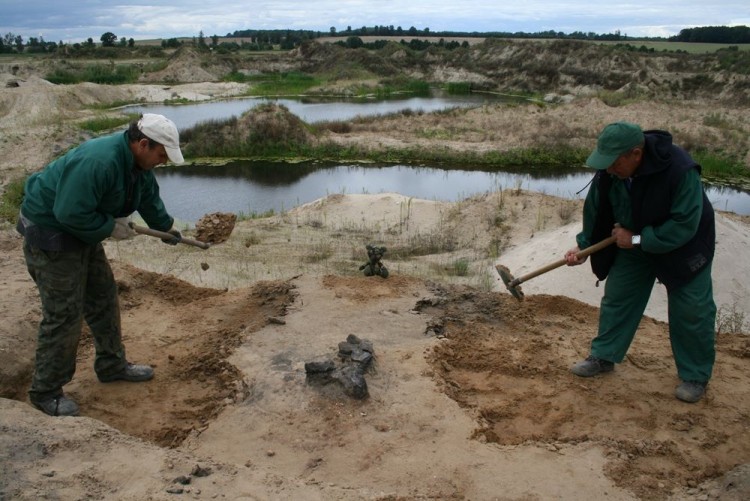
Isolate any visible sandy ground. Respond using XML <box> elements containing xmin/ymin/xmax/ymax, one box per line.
<box><xmin>1</xmin><ymin>73</ymin><xmax>750</xmax><ymax>500</ymax></box>
<box><xmin>1</xmin><ymin>191</ymin><xmax>749</xmax><ymax>500</ymax></box>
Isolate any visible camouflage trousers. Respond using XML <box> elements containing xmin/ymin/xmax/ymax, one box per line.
<box><xmin>23</xmin><ymin>241</ymin><xmax>127</xmax><ymax>402</ymax></box>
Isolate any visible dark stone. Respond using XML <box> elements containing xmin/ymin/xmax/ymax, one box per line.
<box><xmin>338</xmin><ymin>341</ymin><xmax>354</xmax><ymax>355</ymax></box>
<box><xmin>350</xmin><ymin>349</ymin><xmax>373</xmax><ymax>366</ymax></box>
<box><xmin>359</xmin><ymin>340</ymin><xmax>374</xmax><ymax>354</ymax></box>
<box><xmin>173</xmin><ymin>475</ymin><xmax>191</xmax><ymax>485</ymax></box>
<box><xmin>306</xmin><ymin>336</ymin><xmax>375</xmax><ymax>399</ymax></box>
<box><xmin>346</xmin><ymin>334</ymin><xmax>362</xmax><ymax>345</ymax></box>
<box><xmin>333</xmin><ymin>366</ymin><xmax>368</xmax><ymax>399</ymax></box>
<box><xmin>304</xmin><ymin>358</ymin><xmax>335</xmax><ymax>374</ymax></box>
<box><xmin>191</xmin><ymin>464</ymin><xmax>211</xmax><ymax>477</ymax></box>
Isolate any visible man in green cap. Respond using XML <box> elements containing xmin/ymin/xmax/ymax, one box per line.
<box><xmin>564</xmin><ymin>121</ymin><xmax>716</xmax><ymax>403</ymax></box>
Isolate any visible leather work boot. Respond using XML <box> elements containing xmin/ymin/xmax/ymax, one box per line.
<box><xmin>570</xmin><ymin>356</ymin><xmax>614</xmax><ymax>377</ymax></box>
<box><xmin>98</xmin><ymin>362</ymin><xmax>154</xmax><ymax>383</ymax></box>
<box><xmin>675</xmin><ymin>381</ymin><xmax>707</xmax><ymax>403</ymax></box>
<box><xmin>31</xmin><ymin>394</ymin><xmax>80</xmax><ymax>417</ymax></box>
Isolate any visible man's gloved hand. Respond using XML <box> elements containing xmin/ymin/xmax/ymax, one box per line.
<box><xmin>110</xmin><ymin>218</ymin><xmax>137</xmax><ymax>240</ymax></box>
<box><xmin>161</xmin><ymin>229</ymin><xmax>182</xmax><ymax>246</ymax></box>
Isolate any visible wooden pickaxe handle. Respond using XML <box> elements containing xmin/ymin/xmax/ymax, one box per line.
<box><xmin>509</xmin><ymin>235</ymin><xmax>616</xmax><ymax>287</ymax></box>
<box><xmin>131</xmin><ymin>224</ymin><xmax>210</xmax><ymax>250</ymax></box>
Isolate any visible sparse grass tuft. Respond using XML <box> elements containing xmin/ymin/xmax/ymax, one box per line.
<box><xmin>303</xmin><ymin>241</ymin><xmax>334</xmax><ymax>263</ymax></box>
<box><xmin>448</xmin><ymin>258</ymin><xmax>470</xmax><ymax>276</ymax></box>
<box><xmin>716</xmin><ymin>300</ymin><xmax>748</xmax><ymax>335</ymax></box>
<box><xmin>79</xmin><ymin>114</ymin><xmax>136</xmax><ymax>132</ymax></box>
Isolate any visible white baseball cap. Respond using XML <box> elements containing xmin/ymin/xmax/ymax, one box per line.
<box><xmin>137</xmin><ymin>113</ymin><xmax>184</xmax><ymax>164</ymax></box>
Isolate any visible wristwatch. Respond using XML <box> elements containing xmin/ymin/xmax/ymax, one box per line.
<box><xmin>631</xmin><ymin>235</ymin><xmax>642</xmax><ymax>246</ymax></box>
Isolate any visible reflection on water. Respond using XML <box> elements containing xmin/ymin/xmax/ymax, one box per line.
<box><xmin>154</xmin><ymin>162</ymin><xmax>750</xmax><ymax>222</ymax></box>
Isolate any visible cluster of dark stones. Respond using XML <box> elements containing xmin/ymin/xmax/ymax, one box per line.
<box><xmin>304</xmin><ymin>334</ymin><xmax>374</xmax><ymax>399</ymax></box>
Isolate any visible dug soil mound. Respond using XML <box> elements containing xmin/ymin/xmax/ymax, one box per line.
<box><xmin>423</xmin><ymin>285</ymin><xmax>750</xmax><ymax>499</ymax></box>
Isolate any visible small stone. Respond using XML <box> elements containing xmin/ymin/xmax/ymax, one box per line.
<box><xmin>174</xmin><ymin>475</ymin><xmax>191</xmax><ymax>485</ymax></box>
<box><xmin>266</xmin><ymin>450</ymin><xmax>276</xmax><ymax>457</ymax></box>
<box><xmin>200</xmin><ymin>262</ymin><xmax>209</xmax><ymax>271</ymax></box>
<box><xmin>191</xmin><ymin>464</ymin><xmax>211</xmax><ymax>477</ymax></box>
<box><xmin>166</xmin><ymin>486</ymin><xmax>184</xmax><ymax>494</ymax></box>
<box><xmin>338</xmin><ymin>341</ymin><xmax>354</xmax><ymax>355</ymax></box>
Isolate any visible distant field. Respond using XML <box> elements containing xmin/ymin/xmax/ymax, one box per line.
<box><xmin>595</xmin><ymin>40</ymin><xmax>750</xmax><ymax>53</ymax></box>
<box><xmin>107</xmin><ymin>36</ymin><xmax>750</xmax><ymax>54</ymax></box>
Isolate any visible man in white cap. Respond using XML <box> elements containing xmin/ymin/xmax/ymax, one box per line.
<box><xmin>17</xmin><ymin>113</ymin><xmax>184</xmax><ymax>416</ymax></box>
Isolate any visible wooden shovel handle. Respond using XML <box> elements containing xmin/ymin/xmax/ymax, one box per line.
<box><xmin>131</xmin><ymin>224</ymin><xmax>210</xmax><ymax>250</ymax></box>
<box><xmin>512</xmin><ymin>235</ymin><xmax>616</xmax><ymax>286</ymax></box>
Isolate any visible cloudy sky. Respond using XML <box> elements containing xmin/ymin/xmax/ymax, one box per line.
<box><xmin>2</xmin><ymin>1</ymin><xmax>749</xmax><ymax>44</ymax></box>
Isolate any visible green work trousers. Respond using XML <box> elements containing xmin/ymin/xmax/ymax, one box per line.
<box><xmin>24</xmin><ymin>241</ymin><xmax>127</xmax><ymax>402</ymax></box>
<box><xmin>590</xmin><ymin>247</ymin><xmax>716</xmax><ymax>383</ymax></box>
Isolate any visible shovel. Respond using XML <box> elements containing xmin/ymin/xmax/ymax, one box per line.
<box><xmin>131</xmin><ymin>224</ymin><xmax>211</xmax><ymax>250</ymax></box>
<box><xmin>496</xmin><ymin>235</ymin><xmax>616</xmax><ymax>301</ymax></box>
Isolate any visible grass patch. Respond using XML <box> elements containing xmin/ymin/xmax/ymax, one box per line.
<box><xmin>297</xmin><ymin>142</ymin><xmax>589</xmax><ymax>171</ymax></box>
<box><xmin>46</xmin><ymin>63</ymin><xmax>142</xmax><ymax>85</ymax></box>
<box><xmin>245</xmin><ymin>72</ymin><xmax>321</xmax><ymax>95</ymax></box>
<box><xmin>237</xmin><ymin>208</ymin><xmax>277</xmax><ymax>220</ymax></box>
<box><xmin>0</xmin><ymin>175</ymin><xmax>26</xmax><ymax>224</ymax></box>
<box><xmin>303</xmin><ymin>241</ymin><xmax>334</xmax><ymax>263</ymax></box>
<box><xmin>88</xmin><ymin>99</ymin><xmax>146</xmax><ymax>110</ymax></box>
<box><xmin>693</xmin><ymin>151</ymin><xmax>748</xmax><ymax>179</ymax></box>
<box><xmin>447</xmin><ymin>258</ymin><xmax>470</xmax><ymax>276</ymax></box>
<box><xmin>444</xmin><ymin>82</ymin><xmax>473</xmax><ymax>94</ymax></box>
<box><xmin>387</xmin><ymin>230</ymin><xmax>457</xmax><ymax>259</ymax></box>
<box><xmin>79</xmin><ymin>114</ymin><xmax>137</xmax><ymax>132</ymax></box>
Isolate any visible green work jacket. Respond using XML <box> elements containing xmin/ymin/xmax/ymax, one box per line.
<box><xmin>22</xmin><ymin>131</ymin><xmax>173</xmax><ymax>245</ymax></box>
<box><xmin>576</xmin><ymin>130</ymin><xmax>715</xmax><ymax>291</ymax></box>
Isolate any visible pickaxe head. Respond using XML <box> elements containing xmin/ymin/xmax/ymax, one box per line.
<box><xmin>495</xmin><ymin>264</ymin><xmax>525</xmax><ymax>301</ymax></box>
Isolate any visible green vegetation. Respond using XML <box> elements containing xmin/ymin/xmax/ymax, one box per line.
<box><xmin>693</xmin><ymin>151</ymin><xmax>748</xmax><ymax>180</ymax></box>
<box><xmin>445</xmin><ymin>82</ymin><xmax>473</xmax><ymax>94</ymax></box>
<box><xmin>79</xmin><ymin>114</ymin><xmax>137</xmax><ymax>132</ymax></box>
<box><xmin>603</xmin><ymin>41</ymin><xmax>750</xmax><ymax>54</ymax></box>
<box><xmin>45</xmin><ymin>63</ymin><xmax>143</xmax><ymax>84</ymax></box>
<box><xmin>237</xmin><ymin>72</ymin><xmax>321</xmax><ymax>95</ymax></box>
<box><xmin>0</xmin><ymin>176</ymin><xmax>26</xmax><ymax>224</ymax></box>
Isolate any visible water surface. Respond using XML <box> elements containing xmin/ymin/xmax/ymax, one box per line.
<box><xmin>154</xmin><ymin>162</ymin><xmax>750</xmax><ymax>222</ymax></box>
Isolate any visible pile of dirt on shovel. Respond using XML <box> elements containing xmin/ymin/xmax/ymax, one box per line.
<box><xmin>194</xmin><ymin>212</ymin><xmax>237</xmax><ymax>244</ymax></box>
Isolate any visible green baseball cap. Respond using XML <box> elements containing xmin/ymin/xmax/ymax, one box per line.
<box><xmin>586</xmin><ymin>121</ymin><xmax>644</xmax><ymax>169</ymax></box>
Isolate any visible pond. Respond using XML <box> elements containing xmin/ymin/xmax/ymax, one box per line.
<box><xmin>126</xmin><ymin>96</ymin><xmax>750</xmax><ymax>221</ymax></box>
<box><xmin>153</xmin><ymin>161</ymin><xmax>750</xmax><ymax>223</ymax></box>
<box><xmin>123</xmin><ymin>93</ymin><xmax>507</xmax><ymax>128</ymax></box>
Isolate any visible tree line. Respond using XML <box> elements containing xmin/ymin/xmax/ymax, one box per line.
<box><xmin>670</xmin><ymin>26</ymin><xmax>750</xmax><ymax>44</ymax></box>
<box><xmin>2</xmin><ymin>24</ymin><xmax>749</xmax><ymax>55</ymax></box>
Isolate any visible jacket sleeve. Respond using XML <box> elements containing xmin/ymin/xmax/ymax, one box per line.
<box><xmin>640</xmin><ymin>169</ymin><xmax>703</xmax><ymax>254</ymax></box>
